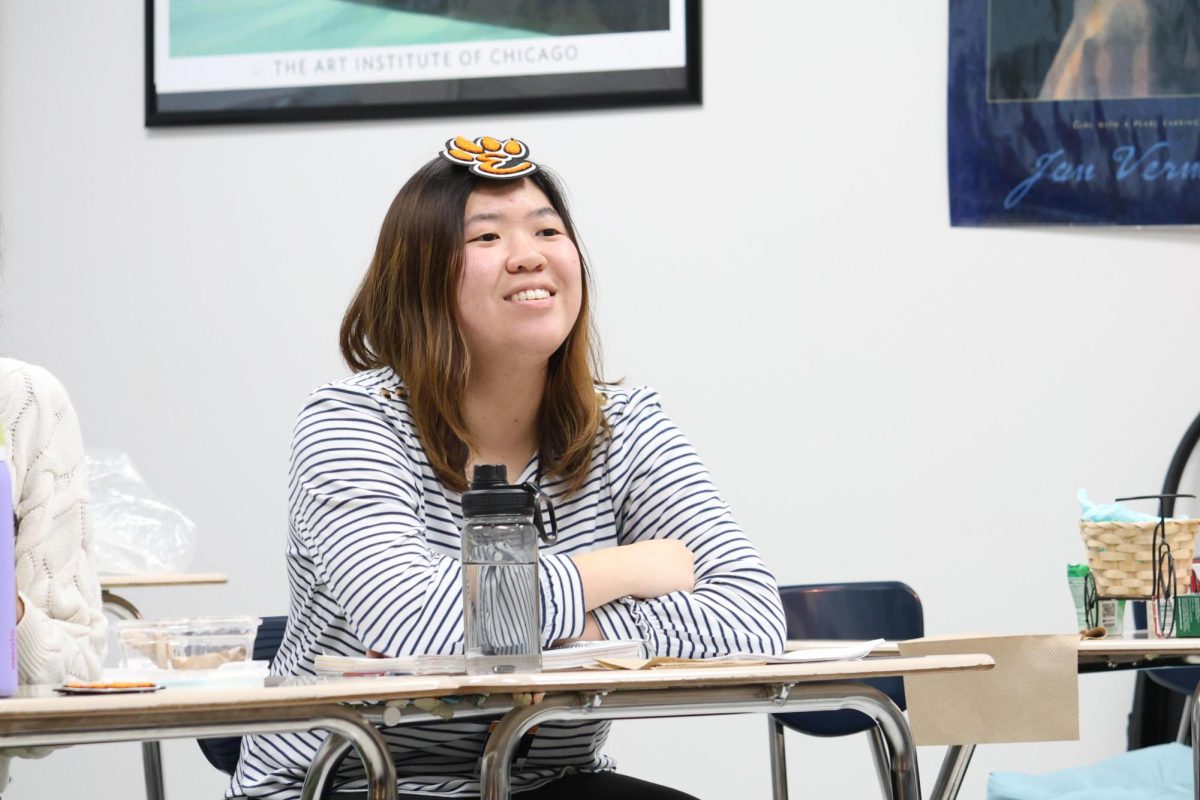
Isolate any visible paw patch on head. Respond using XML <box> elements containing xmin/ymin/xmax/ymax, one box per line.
<box><xmin>440</xmin><ymin>136</ymin><xmax>538</xmax><ymax>179</ymax></box>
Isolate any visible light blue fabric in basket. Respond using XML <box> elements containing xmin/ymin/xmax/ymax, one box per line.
<box><xmin>987</xmin><ymin>743</ymin><xmax>1192</xmax><ymax>800</ymax></box>
<box><xmin>1077</xmin><ymin>489</ymin><xmax>1161</xmax><ymax>523</ymax></box>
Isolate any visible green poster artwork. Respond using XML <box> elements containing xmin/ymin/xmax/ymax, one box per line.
<box><xmin>169</xmin><ymin>0</ymin><xmax>549</xmax><ymax>57</ymax></box>
<box><xmin>148</xmin><ymin>0</ymin><xmax>695</xmax><ymax>126</ymax></box>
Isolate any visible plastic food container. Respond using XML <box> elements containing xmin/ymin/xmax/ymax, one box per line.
<box><xmin>116</xmin><ymin>617</ymin><xmax>261</xmax><ymax>671</ymax></box>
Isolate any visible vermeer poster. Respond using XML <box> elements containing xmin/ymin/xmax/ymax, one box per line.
<box><xmin>949</xmin><ymin>0</ymin><xmax>1200</xmax><ymax>225</ymax></box>
<box><xmin>147</xmin><ymin>0</ymin><xmax>697</xmax><ymax>126</ymax></box>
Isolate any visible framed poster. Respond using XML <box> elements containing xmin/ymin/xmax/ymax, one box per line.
<box><xmin>146</xmin><ymin>0</ymin><xmax>700</xmax><ymax>127</ymax></box>
<box><xmin>949</xmin><ymin>0</ymin><xmax>1200</xmax><ymax>226</ymax></box>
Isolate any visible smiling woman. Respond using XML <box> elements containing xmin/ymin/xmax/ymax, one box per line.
<box><xmin>455</xmin><ymin>180</ymin><xmax>586</xmax><ymax>469</ymax></box>
<box><xmin>227</xmin><ymin>138</ymin><xmax>786</xmax><ymax>800</ymax></box>
<box><xmin>339</xmin><ymin>148</ymin><xmax>600</xmax><ymax>496</ymax></box>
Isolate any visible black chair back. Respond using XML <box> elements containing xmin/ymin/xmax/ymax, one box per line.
<box><xmin>1146</xmin><ymin>666</ymin><xmax>1200</xmax><ymax>697</ymax></box>
<box><xmin>197</xmin><ymin>615</ymin><xmax>289</xmax><ymax>775</ymax></box>
<box><xmin>775</xmin><ymin>581</ymin><xmax>923</xmax><ymax>737</ymax></box>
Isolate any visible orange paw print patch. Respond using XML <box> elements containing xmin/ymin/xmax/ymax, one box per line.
<box><xmin>439</xmin><ymin>136</ymin><xmax>538</xmax><ymax>179</ymax></box>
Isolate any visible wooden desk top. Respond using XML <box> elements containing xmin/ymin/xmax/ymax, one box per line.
<box><xmin>0</xmin><ymin>675</ymin><xmax>458</xmax><ymax>725</ymax></box>
<box><xmin>100</xmin><ymin>573</ymin><xmax>229</xmax><ymax>589</ymax></box>
<box><xmin>0</xmin><ymin>654</ymin><xmax>992</xmax><ymax>727</ymax></box>
<box><xmin>460</xmin><ymin>653</ymin><xmax>993</xmax><ymax>694</ymax></box>
<box><xmin>1076</xmin><ymin>636</ymin><xmax>1200</xmax><ymax>665</ymax></box>
<box><xmin>787</xmin><ymin>637</ymin><xmax>1200</xmax><ymax>663</ymax></box>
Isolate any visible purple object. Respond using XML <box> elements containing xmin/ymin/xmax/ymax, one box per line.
<box><xmin>0</xmin><ymin>444</ymin><xmax>17</xmax><ymax>696</ymax></box>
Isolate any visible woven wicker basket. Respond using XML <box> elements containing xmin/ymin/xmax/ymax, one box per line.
<box><xmin>1079</xmin><ymin>519</ymin><xmax>1200</xmax><ymax>598</ymax></box>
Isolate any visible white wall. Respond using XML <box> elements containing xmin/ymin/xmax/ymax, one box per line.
<box><xmin>3</xmin><ymin>1</ymin><xmax>1200</xmax><ymax>798</ymax></box>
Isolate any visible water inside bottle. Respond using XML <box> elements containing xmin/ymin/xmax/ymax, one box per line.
<box><xmin>463</xmin><ymin>561</ymin><xmax>540</xmax><ymax>674</ymax></box>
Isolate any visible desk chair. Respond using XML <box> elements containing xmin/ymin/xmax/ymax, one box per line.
<box><xmin>1145</xmin><ymin>666</ymin><xmax>1200</xmax><ymax>745</ymax></box>
<box><xmin>197</xmin><ymin>615</ymin><xmax>289</xmax><ymax>774</ymax></box>
<box><xmin>769</xmin><ymin>582</ymin><xmax>923</xmax><ymax>800</ymax></box>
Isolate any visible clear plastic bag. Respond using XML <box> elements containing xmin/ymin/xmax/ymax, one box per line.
<box><xmin>86</xmin><ymin>448</ymin><xmax>196</xmax><ymax>574</ymax></box>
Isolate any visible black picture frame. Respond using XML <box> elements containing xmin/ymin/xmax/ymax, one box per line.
<box><xmin>145</xmin><ymin>1</ymin><xmax>701</xmax><ymax>127</ymax></box>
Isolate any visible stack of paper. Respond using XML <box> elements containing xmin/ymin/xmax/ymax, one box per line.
<box><xmin>314</xmin><ymin>639</ymin><xmax>645</xmax><ymax>676</ymax></box>
<box><xmin>596</xmin><ymin>639</ymin><xmax>886</xmax><ymax>671</ymax></box>
<box><xmin>727</xmin><ymin>638</ymin><xmax>884</xmax><ymax>664</ymax></box>
<box><xmin>544</xmin><ymin>639</ymin><xmax>646</xmax><ymax>668</ymax></box>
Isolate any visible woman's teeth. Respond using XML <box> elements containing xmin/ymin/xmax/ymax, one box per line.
<box><xmin>509</xmin><ymin>289</ymin><xmax>551</xmax><ymax>302</ymax></box>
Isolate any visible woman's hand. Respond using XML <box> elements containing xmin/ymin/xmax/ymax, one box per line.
<box><xmin>571</xmin><ymin>539</ymin><xmax>695</xmax><ymax>611</ymax></box>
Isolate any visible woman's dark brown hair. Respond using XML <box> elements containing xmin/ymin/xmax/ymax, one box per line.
<box><xmin>340</xmin><ymin>157</ymin><xmax>605</xmax><ymax>495</ymax></box>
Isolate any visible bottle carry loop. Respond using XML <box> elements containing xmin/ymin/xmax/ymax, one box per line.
<box><xmin>522</xmin><ymin>482</ymin><xmax>558</xmax><ymax>545</ymax></box>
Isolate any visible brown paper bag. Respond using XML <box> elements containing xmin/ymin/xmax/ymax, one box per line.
<box><xmin>898</xmin><ymin>634</ymin><xmax>1079</xmax><ymax>745</ymax></box>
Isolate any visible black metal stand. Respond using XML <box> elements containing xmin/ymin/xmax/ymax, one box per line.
<box><xmin>1128</xmin><ymin>411</ymin><xmax>1200</xmax><ymax>750</ymax></box>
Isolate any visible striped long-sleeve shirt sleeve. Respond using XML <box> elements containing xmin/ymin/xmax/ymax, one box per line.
<box><xmin>590</xmin><ymin>389</ymin><xmax>786</xmax><ymax>658</ymax></box>
<box><xmin>231</xmin><ymin>372</ymin><xmax>784</xmax><ymax>799</ymax></box>
<box><xmin>289</xmin><ymin>384</ymin><xmax>587</xmax><ymax>657</ymax></box>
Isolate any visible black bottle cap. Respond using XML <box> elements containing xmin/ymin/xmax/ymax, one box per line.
<box><xmin>462</xmin><ymin>464</ymin><xmax>535</xmax><ymax>518</ymax></box>
<box><xmin>470</xmin><ymin>464</ymin><xmax>509</xmax><ymax>490</ymax></box>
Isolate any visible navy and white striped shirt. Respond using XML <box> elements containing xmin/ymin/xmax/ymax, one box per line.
<box><xmin>229</xmin><ymin>367</ymin><xmax>785</xmax><ymax>798</ymax></box>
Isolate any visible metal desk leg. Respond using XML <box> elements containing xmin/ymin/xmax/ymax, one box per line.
<box><xmin>141</xmin><ymin>740</ymin><xmax>165</xmax><ymax>799</ymax></box>
<box><xmin>767</xmin><ymin>716</ymin><xmax>788</xmax><ymax>800</ymax></box>
<box><xmin>930</xmin><ymin>744</ymin><xmax>976</xmax><ymax>800</ymax></box>
<box><xmin>302</xmin><ymin>733</ymin><xmax>353</xmax><ymax>800</ymax></box>
<box><xmin>867</xmin><ymin>725</ymin><xmax>893</xmax><ymax>799</ymax></box>
<box><xmin>481</xmin><ymin>683</ymin><xmax>920</xmax><ymax>800</ymax></box>
<box><xmin>102</xmin><ymin>590</ymin><xmax>166</xmax><ymax>800</ymax></box>
<box><xmin>101</xmin><ymin>590</ymin><xmax>141</xmax><ymax>623</ymax></box>
<box><xmin>301</xmin><ymin>697</ymin><xmax>517</xmax><ymax>800</ymax></box>
<box><xmin>0</xmin><ymin>705</ymin><xmax>396</xmax><ymax>800</ymax></box>
<box><xmin>1180</xmin><ymin>694</ymin><xmax>1195</xmax><ymax>746</ymax></box>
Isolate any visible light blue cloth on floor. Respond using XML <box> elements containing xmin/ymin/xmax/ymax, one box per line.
<box><xmin>1078</xmin><ymin>489</ymin><xmax>1161</xmax><ymax>523</ymax></box>
<box><xmin>987</xmin><ymin>743</ymin><xmax>1192</xmax><ymax>800</ymax></box>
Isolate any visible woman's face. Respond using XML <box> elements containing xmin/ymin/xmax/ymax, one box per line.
<box><xmin>457</xmin><ymin>178</ymin><xmax>583</xmax><ymax>367</ymax></box>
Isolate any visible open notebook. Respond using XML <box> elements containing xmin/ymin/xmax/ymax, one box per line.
<box><xmin>314</xmin><ymin>639</ymin><xmax>646</xmax><ymax>676</ymax></box>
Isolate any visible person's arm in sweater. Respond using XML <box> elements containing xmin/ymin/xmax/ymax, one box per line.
<box><xmin>9</xmin><ymin>364</ymin><xmax>106</xmax><ymax>684</ymax></box>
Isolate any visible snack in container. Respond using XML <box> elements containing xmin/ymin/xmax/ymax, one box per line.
<box><xmin>115</xmin><ymin>616</ymin><xmax>261</xmax><ymax>671</ymax></box>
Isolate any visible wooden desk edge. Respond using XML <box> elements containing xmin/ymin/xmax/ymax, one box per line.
<box><xmin>0</xmin><ymin>654</ymin><xmax>992</xmax><ymax>726</ymax></box>
<box><xmin>461</xmin><ymin>653</ymin><xmax>994</xmax><ymax>693</ymax></box>
<box><xmin>100</xmin><ymin>573</ymin><xmax>229</xmax><ymax>589</ymax></box>
<box><xmin>0</xmin><ymin>678</ymin><xmax>460</xmax><ymax>724</ymax></box>
<box><xmin>787</xmin><ymin>637</ymin><xmax>1200</xmax><ymax>658</ymax></box>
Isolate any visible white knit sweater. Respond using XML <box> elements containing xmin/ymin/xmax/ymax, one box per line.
<box><xmin>0</xmin><ymin>358</ymin><xmax>107</xmax><ymax>789</ymax></box>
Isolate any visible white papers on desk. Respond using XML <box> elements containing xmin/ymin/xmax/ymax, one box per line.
<box><xmin>726</xmin><ymin>638</ymin><xmax>884</xmax><ymax>664</ymax></box>
<box><xmin>314</xmin><ymin>640</ymin><xmax>646</xmax><ymax>676</ymax></box>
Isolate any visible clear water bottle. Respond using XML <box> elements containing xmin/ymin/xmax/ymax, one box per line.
<box><xmin>461</xmin><ymin>465</ymin><xmax>557</xmax><ymax>676</ymax></box>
